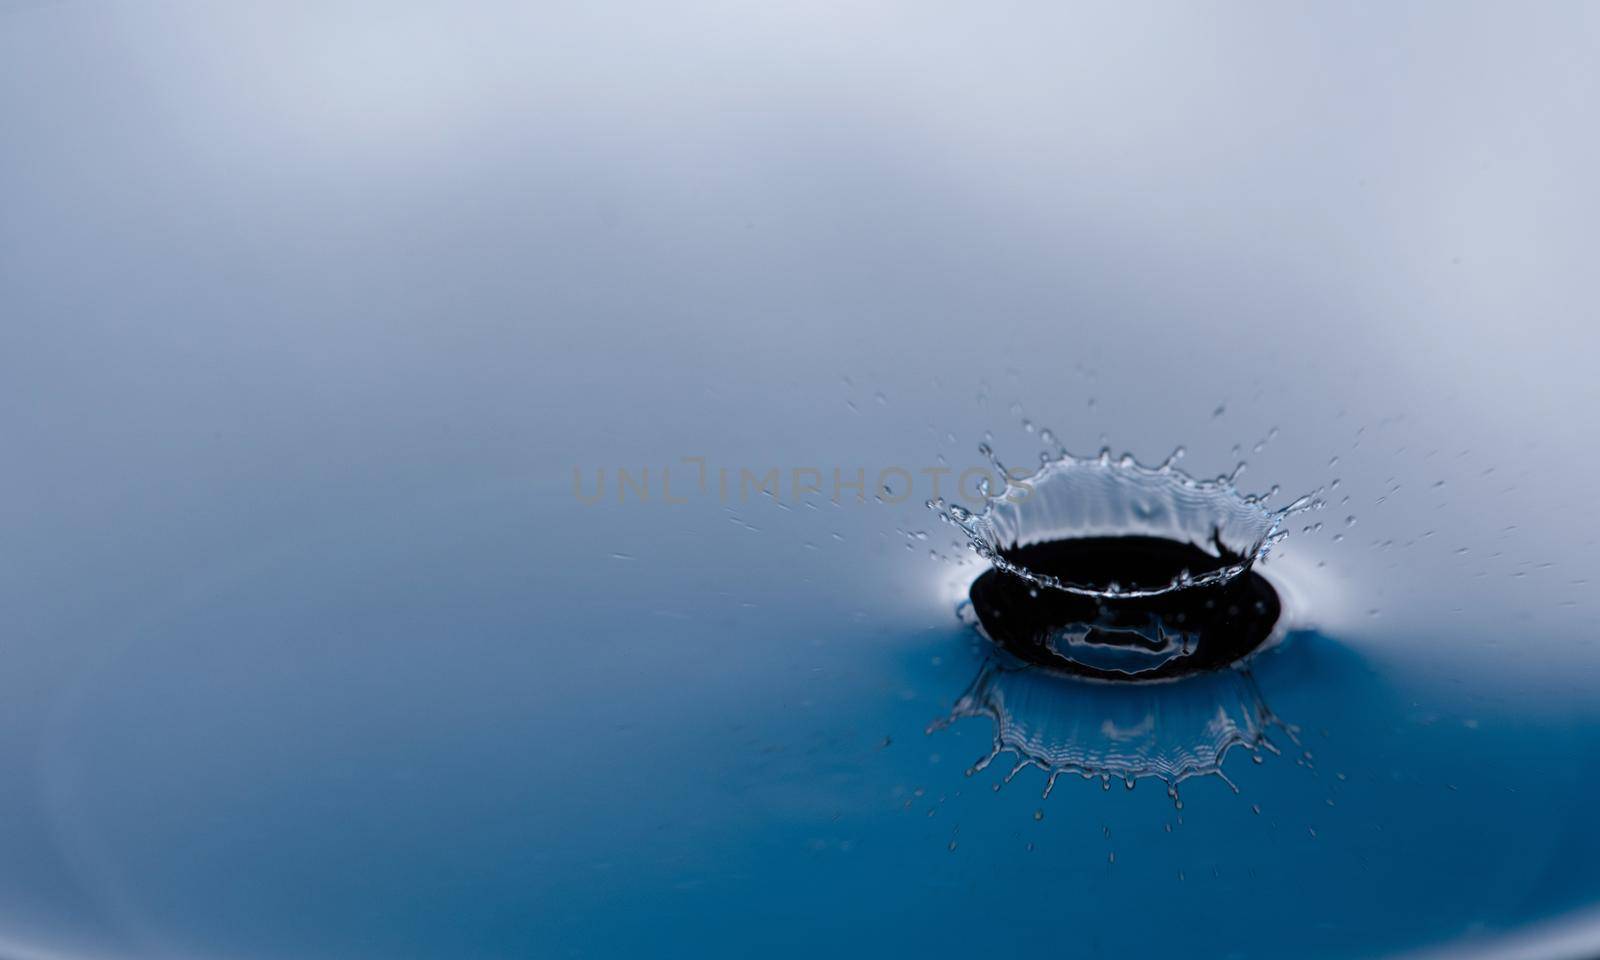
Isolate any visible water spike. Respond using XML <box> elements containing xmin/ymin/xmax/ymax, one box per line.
<box><xmin>1280</xmin><ymin>492</ymin><xmax>1318</xmax><ymax>515</ymax></box>
<box><xmin>985</xmin><ymin>447</ymin><xmax>1011</xmax><ymax>478</ymax></box>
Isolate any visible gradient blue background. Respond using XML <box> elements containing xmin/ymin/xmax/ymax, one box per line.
<box><xmin>3</xmin><ymin>2</ymin><xmax>1599</xmax><ymax>958</ymax></box>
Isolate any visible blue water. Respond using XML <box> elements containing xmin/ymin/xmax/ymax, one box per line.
<box><xmin>4</xmin><ymin>2</ymin><xmax>1600</xmax><ymax>958</ymax></box>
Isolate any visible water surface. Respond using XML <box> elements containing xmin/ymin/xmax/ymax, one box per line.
<box><xmin>3</xmin><ymin>2</ymin><xmax>1599</xmax><ymax>958</ymax></box>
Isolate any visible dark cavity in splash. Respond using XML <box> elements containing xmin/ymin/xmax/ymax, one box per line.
<box><xmin>969</xmin><ymin>536</ymin><xmax>1279</xmax><ymax>682</ymax></box>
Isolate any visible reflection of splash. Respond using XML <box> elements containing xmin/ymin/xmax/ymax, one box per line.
<box><xmin>928</xmin><ymin>654</ymin><xmax>1301</xmax><ymax>805</ymax></box>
